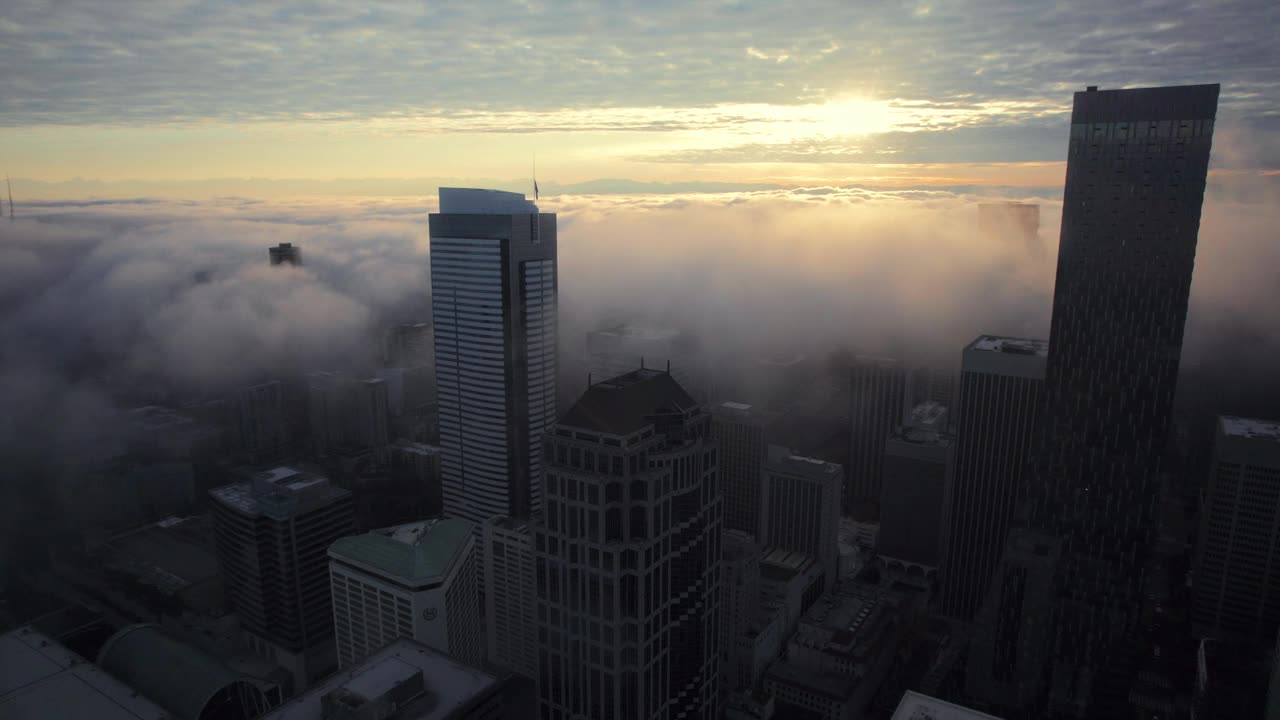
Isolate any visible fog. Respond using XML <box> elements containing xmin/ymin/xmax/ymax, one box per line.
<box><xmin>0</xmin><ymin>178</ymin><xmax>1277</xmax><ymax>533</ymax></box>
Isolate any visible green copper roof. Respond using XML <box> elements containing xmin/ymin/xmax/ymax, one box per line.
<box><xmin>97</xmin><ymin>623</ymin><xmax>261</xmax><ymax>720</ymax></box>
<box><xmin>328</xmin><ymin>518</ymin><xmax>474</xmax><ymax>584</ymax></box>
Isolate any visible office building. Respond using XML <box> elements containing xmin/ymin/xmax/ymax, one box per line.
<box><xmin>534</xmin><ymin>369</ymin><xmax>720</xmax><ymax>720</ymax></box>
<box><xmin>307</xmin><ymin>372</ymin><xmax>390</xmax><ymax>459</ymax></box>
<box><xmin>482</xmin><ymin>515</ymin><xmax>537</xmax><ymax>679</ymax></box>
<box><xmin>586</xmin><ymin>323</ymin><xmax>702</xmax><ymax>400</ymax></box>
<box><xmin>1193</xmin><ymin>416</ymin><xmax>1280</xmax><ymax>641</ymax></box>
<box><xmin>966</xmin><ymin>529</ymin><xmax>1060</xmax><ymax>710</ymax></box>
<box><xmin>731</xmin><ymin>549</ymin><xmax>825</xmax><ymax>692</ymax></box>
<box><xmin>236</xmin><ymin>380</ymin><xmax>291</xmax><ymax>463</ymax></box>
<box><xmin>761</xmin><ymin>445</ymin><xmax>842</xmax><ymax>592</ymax></box>
<box><xmin>715</xmin><ymin>401</ymin><xmax>769</xmax><ymax>535</ymax></box>
<box><xmin>937</xmin><ymin>336</ymin><xmax>1047</xmax><ymax>621</ymax></box>
<box><xmin>848</xmin><ymin>355</ymin><xmax>906</xmax><ymax>511</ymax></box>
<box><xmin>386</xmin><ymin>322</ymin><xmax>434</xmax><ymax>367</ymax></box>
<box><xmin>430</xmin><ymin>187</ymin><xmax>557</xmax><ymax>524</ymax></box>
<box><xmin>721</xmin><ymin>530</ymin><xmax>761</xmax><ymax>696</ymax></box>
<box><xmin>978</xmin><ymin>83</ymin><xmax>1219</xmax><ymax>716</ymax></box>
<box><xmin>262</xmin><ymin>638</ymin><xmax>507</xmax><ymax>720</ymax></box>
<box><xmin>763</xmin><ymin>578</ymin><xmax>916</xmax><ymax>720</ymax></box>
<box><xmin>209</xmin><ymin>466</ymin><xmax>355</xmax><ymax>688</ymax></box>
<box><xmin>269</xmin><ymin>242</ymin><xmax>302</xmax><ymax>266</ymax></box>
<box><xmin>890</xmin><ymin>690</ymin><xmax>1002</xmax><ymax>720</ymax></box>
<box><xmin>907</xmin><ymin>366</ymin><xmax>957</xmax><ymax>418</ymax></box>
<box><xmin>879</xmin><ymin>406</ymin><xmax>953</xmax><ymax>574</ymax></box>
<box><xmin>329</xmin><ymin>518</ymin><xmax>481</xmax><ymax>669</ymax></box>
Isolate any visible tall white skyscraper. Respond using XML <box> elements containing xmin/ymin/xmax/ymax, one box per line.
<box><xmin>430</xmin><ymin>188</ymin><xmax>557</xmax><ymax>524</ymax></box>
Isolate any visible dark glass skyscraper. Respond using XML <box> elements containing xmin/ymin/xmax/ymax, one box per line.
<box><xmin>972</xmin><ymin>84</ymin><xmax>1219</xmax><ymax>717</ymax></box>
<box><xmin>534</xmin><ymin>370</ymin><xmax>721</xmax><ymax>720</ymax></box>
<box><xmin>847</xmin><ymin>355</ymin><xmax>906</xmax><ymax>512</ymax></box>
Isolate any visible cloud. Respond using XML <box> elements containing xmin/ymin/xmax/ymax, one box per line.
<box><xmin>2</xmin><ymin>0</ymin><xmax>1275</xmax><ymax>136</ymax></box>
<box><xmin>1</xmin><ymin>174</ymin><xmax>1277</xmax><ymax>498</ymax></box>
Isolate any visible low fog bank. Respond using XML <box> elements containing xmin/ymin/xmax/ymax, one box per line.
<box><xmin>0</xmin><ymin>179</ymin><xmax>1276</xmax><ymax>530</ymax></box>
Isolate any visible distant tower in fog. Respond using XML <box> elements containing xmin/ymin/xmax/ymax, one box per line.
<box><xmin>847</xmin><ymin>356</ymin><xmax>906</xmax><ymax>512</ymax></box>
<box><xmin>430</xmin><ymin>188</ymin><xmax>557</xmax><ymax>524</ymax></box>
<box><xmin>586</xmin><ymin>323</ymin><xmax>703</xmax><ymax>401</ymax></box>
<box><xmin>714</xmin><ymin>401</ymin><xmax>769</xmax><ymax>535</ymax></box>
<box><xmin>978</xmin><ymin>202</ymin><xmax>1040</xmax><ymax>252</ymax></box>
<box><xmin>761</xmin><ymin>444</ymin><xmax>842</xmax><ymax>592</ymax></box>
<box><xmin>936</xmin><ymin>336</ymin><xmax>1046</xmax><ymax>621</ymax></box>
<box><xmin>268</xmin><ymin>242</ymin><xmax>302</xmax><ymax>266</ymax></box>
<box><xmin>1193</xmin><ymin>417</ymin><xmax>1280</xmax><ymax>642</ymax></box>
<box><xmin>879</xmin><ymin>403</ymin><xmax>953</xmax><ymax>574</ymax></box>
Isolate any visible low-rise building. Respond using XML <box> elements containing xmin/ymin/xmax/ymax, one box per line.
<box><xmin>329</xmin><ymin>518</ymin><xmax>481</xmax><ymax>668</ymax></box>
<box><xmin>262</xmin><ymin>638</ymin><xmax>506</xmax><ymax>720</ymax></box>
<box><xmin>763</xmin><ymin>578</ymin><xmax>912</xmax><ymax>720</ymax></box>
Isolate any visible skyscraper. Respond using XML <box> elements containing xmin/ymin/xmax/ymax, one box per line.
<box><xmin>306</xmin><ymin>372</ymin><xmax>390</xmax><ymax>459</ymax></box>
<box><xmin>483</xmin><ymin>515</ymin><xmax>537</xmax><ymax>679</ymax></box>
<box><xmin>714</xmin><ymin>401</ymin><xmax>768</xmax><ymax>535</ymax></box>
<box><xmin>209</xmin><ymin>466</ymin><xmax>354</xmax><ymax>689</ymax></box>
<box><xmin>534</xmin><ymin>369</ymin><xmax>720</xmax><ymax>720</ymax></box>
<box><xmin>430</xmin><ymin>188</ymin><xmax>557</xmax><ymax>524</ymax></box>
<box><xmin>978</xmin><ymin>203</ymin><xmax>1041</xmax><ymax>255</ymax></box>
<box><xmin>236</xmin><ymin>380</ymin><xmax>291</xmax><ymax>463</ymax></box>
<box><xmin>848</xmin><ymin>356</ymin><xmax>906</xmax><ymax>512</ymax></box>
<box><xmin>977</xmin><ymin>83</ymin><xmax>1219</xmax><ymax>716</ymax></box>
<box><xmin>720</xmin><ymin>529</ymin><xmax>760</xmax><ymax>697</ymax></box>
<box><xmin>879</xmin><ymin>405</ymin><xmax>952</xmax><ymax>574</ymax></box>
<box><xmin>328</xmin><ymin>518</ymin><xmax>481</xmax><ymax>668</ymax></box>
<box><xmin>760</xmin><ymin>445</ymin><xmax>842</xmax><ymax>592</ymax></box>
<box><xmin>937</xmin><ymin>336</ymin><xmax>1047</xmax><ymax>621</ymax></box>
<box><xmin>1192</xmin><ymin>416</ymin><xmax>1280</xmax><ymax>642</ymax></box>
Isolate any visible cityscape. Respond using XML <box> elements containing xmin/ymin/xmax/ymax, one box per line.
<box><xmin>2</xmin><ymin>3</ymin><xmax>1279</xmax><ymax>720</ymax></box>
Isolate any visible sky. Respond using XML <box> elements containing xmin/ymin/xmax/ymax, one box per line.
<box><xmin>3</xmin><ymin>0</ymin><xmax>1278</xmax><ymax>197</ymax></box>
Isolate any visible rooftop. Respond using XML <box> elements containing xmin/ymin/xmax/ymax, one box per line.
<box><xmin>210</xmin><ymin>466</ymin><xmax>348</xmax><ymax>519</ymax></box>
<box><xmin>263</xmin><ymin>638</ymin><xmax>500</xmax><ymax>720</ymax></box>
<box><xmin>97</xmin><ymin>515</ymin><xmax>219</xmax><ymax>599</ymax></box>
<box><xmin>968</xmin><ymin>335</ymin><xmax>1049</xmax><ymax>357</ymax></box>
<box><xmin>0</xmin><ymin>627</ymin><xmax>168</xmax><ymax>720</ymax></box>
<box><xmin>560</xmin><ymin>368</ymin><xmax>697</xmax><ymax>436</ymax></box>
<box><xmin>438</xmin><ymin>187</ymin><xmax>537</xmax><ymax>214</ymax></box>
<box><xmin>891</xmin><ymin>690</ymin><xmax>1003</xmax><ymax>720</ymax></box>
<box><xmin>888</xmin><ymin>426</ymin><xmax>953</xmax><ymax>449</ymax></box>
<box><xmin>1221</xmin><ymin>416</ymin><xmax>1280</xmax><ymax>443</ymax></box>
<box><xmin>766</xmin><ymin>444</ymin><xmax>842</xmax><ymax>476</ymax></box>
<box><xmin>590</xmin><ymin>324</ymin><xmax>682</xmax><ymax>341</ymax></box>
<box><xmin>908</xmin><ymin>401</ymin><xmax>948</xmax><ymax>429</ymax></box>
<box><xmin>329</xmin><ymin>518</ymin><xmax>474</xmax><ymax>586</ymax></box>
<box><xmin>488</xmin><ymin>515</ymin><xmax>532</xmax><ymax>533</ymax></box>
<box><xmin>126</xmin><ymin>405</ymin><xmax>195</xmax><ymax>431</ymax></box>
